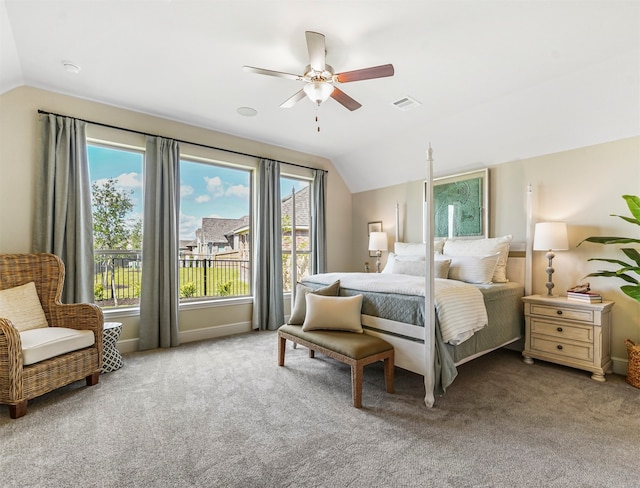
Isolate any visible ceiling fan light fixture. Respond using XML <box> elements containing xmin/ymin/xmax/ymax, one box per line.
<box><xmin>303</xmin><ymin>81</ymin><xmax>334</xmax><ymax>105</ymax></box>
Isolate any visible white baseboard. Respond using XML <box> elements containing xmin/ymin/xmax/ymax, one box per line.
<box><xmin>179</xmin><ymin>321</ymin><xmax>253</xmax><ymax>343</ymax></box>
<box><xmin>115</xmin><ymin>321</ymin><xmax>253</xmax><ymax>354</ymax></box>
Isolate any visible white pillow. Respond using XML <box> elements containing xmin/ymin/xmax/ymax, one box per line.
<box><xmin>394</xmin><ymin>239</ymin><xmax>446</xmax><ymax>256</ymax></box>
<box><xmin>381</xmin><ymin>253</ymin><xmax>396</xmax><ymax>274</ymax></box>
<box><xmin>302</xmin><ymin>294</ymin><xmax>364</xmax><ymax>333</ymax></box>
<box><xmin>443</xmin><ymin>235</ymin><xmax>513</xmax><ymax>282</ymax></box>
<box><xmin>0</xmin><ymin>282</ymin><xmax>49</xmax><ymax>332</ymax></box>
<box><xmin>447</xmin><ymin>254</ymin><xmax>500</xmax><ymax>284</ymax></box>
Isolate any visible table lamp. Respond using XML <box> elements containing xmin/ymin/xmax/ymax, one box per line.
<box><xmin>368</xmin><ymin>232</ymin><xmax>388</xmax><ymax>273</ymax></box>
<box><xmin>533</xmin><ymin>222</ymin><xmax>569</xmax><ymax>296</ymax></box>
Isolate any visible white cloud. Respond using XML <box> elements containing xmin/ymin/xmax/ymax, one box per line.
<box><xmin>179</xmin><ymin>212</ymin><xmax>200</xmax><ymax>240</ymax></box>
<box><xmin>117</xmin><ymin>172</ymin><xmax>143</xmax><ymax>188</ymax></box>
<box><xmin>93</xmin><ymin>172</ymin><xmax>142</xmax><ymax>190</ymax></box>
<box><xmin>204</xmin><ymin>176</ymin><xmax>224</xmax><ymax>197</ymax></box>
<box><xmin>181</xmin><ymin>185</ymin><xmax>194</xmax><ymax>197</ymax></box>
<box><xmin>225</xmin><ymin>184</ymin><xmax>250</xmax><ymax>199</ymax></box>
<box><xmin>195</xmin><ymin>195</ymin><xmax>210</xmax><ymax>203</ymax></box>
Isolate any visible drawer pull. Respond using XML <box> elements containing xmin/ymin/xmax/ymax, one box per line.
<box><xmin>557</xmin><ymin>345</ymin><xmax>563</xmax><ymax>350</ymax></box>
<box><xmin>557</xmin><ymin>327</ymin><xmax>563</xmax><ymax>332</ymax></box>
<box><xmin>556</xmin><ymin>310</ymin><xmax>563</xmax><ymax>315</ymax></box>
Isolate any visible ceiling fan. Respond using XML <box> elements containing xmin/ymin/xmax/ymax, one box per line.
<box><xmin>243</xmin><ymin>31</ymin><xmax>394</xmax><ymax>111</ymax></box>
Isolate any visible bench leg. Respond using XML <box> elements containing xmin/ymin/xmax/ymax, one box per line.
<box><xmin>351</xmin><ymin>363</ymin><xmax>363</xmax><ymax>408</ymax></box>
<box><xmin>384</xmin><ymin>356</ymin><xmax>395</xmax><ymax>394</ymax></box>
<box><xmin>278</xmin><ymin>334</ymin><xmax>286</xmax><ymax>366</ymax></box>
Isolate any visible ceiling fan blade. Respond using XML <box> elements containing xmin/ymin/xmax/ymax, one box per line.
<box><xmin>305</xmin><ymin>31</ymin><xmax>326</xmax><ymax>72</ymax></box>
<box><xmin>330</xmin><ymin>87</ymin><xmax>362</xmax><ymax>111</ymax></box>
<box><xmin>335</xmin><ymin>64</ymin><xmax>395</xmax><ymax>83</ymax></box>
<box><xmin>243</xmin><ymin>66</ymin><xmax>303</xmax><ymax>81</ymax></box>
<box><xmin>280</xmin><ymin>89</ymin><xmax>307</xmax><ymax>108</ymax></box>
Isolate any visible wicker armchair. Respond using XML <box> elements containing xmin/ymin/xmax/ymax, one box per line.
<box><xmin>0</xmin><ymin>254</ymin><xmax>103</xmax><ymax>418</ymax></box>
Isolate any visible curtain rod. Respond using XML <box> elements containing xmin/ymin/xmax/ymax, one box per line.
<box><xmin>37</xmin><ymin>109</ymin><xmax>328</xmax><ymax>174</ymax></box>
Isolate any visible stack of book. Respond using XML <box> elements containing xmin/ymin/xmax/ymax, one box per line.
<box><xmin>567</xmin><ymin>291</ymin><xmax>602</xmax><ymax>303</ymax></box>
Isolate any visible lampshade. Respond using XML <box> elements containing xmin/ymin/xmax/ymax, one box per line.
<box><xmin>533</xmin><ymin>222</ymin><xmax>569</xmax><ymax>251</ymax></box>
<box><xmin>303</xmin><ymin>81</ymin><xmax>334</xmax><ymax>104</ymax></box>
<box><xmin>368</xmin><ymin>232</ymin><xmax>388</xmax><ymax>252</ymax></box>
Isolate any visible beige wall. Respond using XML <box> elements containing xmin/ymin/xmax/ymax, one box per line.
<box><xmin>0</xmin><ymin>86</ymin><xmax>353</xmax><ymax>349</ymax></box>
<box><xmin>352</xmin><ymin>137</ymin><xmax>640</xmax><ymax>371</ymax></box>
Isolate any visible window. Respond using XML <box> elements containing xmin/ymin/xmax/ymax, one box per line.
<box><xmin>280</xmin><ymin>177</ymin><xmax>311</xmax><ymax>292</ymax></box>
<box><xmin>88</xmin><ymin>144</ymin><xmax>144</xmax><ymax>308</ymax></box>
<box><xmin>179</xmin><ymin>159</ymin><xmax>252</xmax><ymax>300</ymax></box>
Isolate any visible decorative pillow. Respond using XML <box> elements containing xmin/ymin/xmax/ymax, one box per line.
<box><xmin>447</xmin><ymin>254</ymin><xmax>500</xmax><ymax>284</ymax></box>
<box><xmin>288</xmin><ymin>280</ymin><xmax>340</xmax><ymax>325</ymax></box>
<box><xmin>443</xmin><ymin>235</ymin><xmax>513</xmax><ymax>282</ymax></box>
<box><xmin>392</xmin><ymin>257</ymin><xmax>451</xmax><ymax>278</ymax></box>
<box><xmin>392</xmin><ymin>260</ymin><xmax>425</xmax><ymax>276</ymax></box>
<box><xmin>0</xmin><ymin>282</ymin><xmax>49</xmax><ymax>332</ymax></box>
<box><xmin>302</xmin><ymin>294</ymin><xmax>364</xmax><ymax>333</ymax></box>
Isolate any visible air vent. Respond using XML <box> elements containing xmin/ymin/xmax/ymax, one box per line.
<box><xmin>392</xmin><ymin>96</ymin><xmax>421</xmax><ymax>111</ymax></box>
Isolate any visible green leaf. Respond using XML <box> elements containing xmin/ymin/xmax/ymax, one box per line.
<box><xmin>622</xmin><ymin>194</ymin><xmax>640</xmax><ymax>223</ymax></box>
<box><xmin>621</xmin><ymin>248</ymin><xmax>640</xmax><ymax>267</ymax></box>
<box><xmin>613</xmin><ymin>215</ymin><xmax>640</xmax><ymax>226</ymax></box>
<box><xmin>584</xmin><ymin>270</ymin><xmax>639</xmax><ymax>284</ymax></box>
<box><xmin>587</xmin><ymin>257</ymin><xmax>633</xmax><ymax>268</ymax></box>
<box><xmin>621</xmin><ymin>284</ymin><xmax>640</xmax><ymax>301</ymax></box>
<box><xmin>579</xmin><ymin>236</ymin><xmax>640</xmax><ymax>246</ymax></box>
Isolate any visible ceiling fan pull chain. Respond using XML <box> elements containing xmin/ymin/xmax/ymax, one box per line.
<box><xmin>316</xmin><ymin>106</ymin><xmax>320</xmax><ymax>132</ymax></box>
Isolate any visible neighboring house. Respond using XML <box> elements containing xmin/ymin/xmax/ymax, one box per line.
<box><xmin>280</xmin><ymin>185</ymin><xmax>310</xmax><ymax>251</ymax></box>
<box><xmin>194</xmin><ymin>216</ymin><xmax>250</xmax><ymax>258</ymax></box>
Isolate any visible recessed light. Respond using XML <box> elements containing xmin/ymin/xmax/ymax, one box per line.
<box><xmin>62</xmin><ymin>61</ymin><xmax>81</xmax><ymax>74</ymax></box>
<box><xmin>237</xmin><ymin>107</ymin><xmax>257</xmax><ymax>117</ymax></box>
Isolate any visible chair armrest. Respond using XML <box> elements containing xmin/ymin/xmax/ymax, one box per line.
<box><xmin>48</xmin><ymin>303</ymin><xmax>104</xmax><ymax>340</ymax></box>
<box><xmin>0</xmin><ymin>318</ymin><xmax>24</xmax><ymax>402</ymax></box>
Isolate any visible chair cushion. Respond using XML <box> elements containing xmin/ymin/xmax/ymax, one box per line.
<box><xmin>20</xmin><ymin>327</ymin><xmax>95</xmax><ymax>366</ymax></box>
<box><xmin>0</xmin><ymin>281</ymin><xmax>49</xmax><ymax>332</ymax></box>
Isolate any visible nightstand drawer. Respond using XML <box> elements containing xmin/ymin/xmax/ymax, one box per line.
<box><xmin>530</xmin><ymin>319</ymin><xmax>593</xmax><ymax>343</ymax></box>
<box><xmin>530</xmin><ymin>336</ymin><xmax>593</xmax><ymax>362</ymax></box>
<box><xmin>529</xmin><ymin>304</ymin><xmax>594</xmax><ymax>323</ymax></box>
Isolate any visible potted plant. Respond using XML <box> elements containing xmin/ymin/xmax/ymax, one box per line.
<box><xmin>578</xmin><ymin>194</ymin><xmax>640</xmax><ymax>388</ymax></box>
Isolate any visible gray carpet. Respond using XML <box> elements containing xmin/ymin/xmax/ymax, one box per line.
<box><xmin>1</xmin><ymin>330</ymin><xmax>638</xmax><ymax>488</ymax></box>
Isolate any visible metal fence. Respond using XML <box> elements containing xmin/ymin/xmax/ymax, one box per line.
<box><xmin>93</xmin><ymin>249</ymin><xmax>310</xmax><ymax>307</ymax></box>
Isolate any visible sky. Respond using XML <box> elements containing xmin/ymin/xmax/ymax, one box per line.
<box><xmin>88</xmin><ymin>145</ymin><xmax>308</xmax><ymax>241</ymax></box>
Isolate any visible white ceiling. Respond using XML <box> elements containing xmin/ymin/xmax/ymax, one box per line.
<box><xmin>1</xmin><ymin>0</ymin><xmax>639</xmax><ymax>193</ymax></box>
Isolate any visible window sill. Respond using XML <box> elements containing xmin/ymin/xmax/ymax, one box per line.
<box><xmin>100</xmin><ymin>296</ymin><xmax>254</xmax><ymax>318</ymax></box>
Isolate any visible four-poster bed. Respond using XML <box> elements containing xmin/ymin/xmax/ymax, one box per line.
<box><xmin>300</xmin><ymin>146</ymin><xmax>529</xmax><ymax>407</ymax></box>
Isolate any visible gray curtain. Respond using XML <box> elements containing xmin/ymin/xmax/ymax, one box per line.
<box><xmin>252</xmin><ymin>159</ymin><xmax>284</xmax><ymax>330</ymax></box>
<box><xmin>139</xmin><ymin>136</ymin><xmax>180</xmax><ymax>350</ymax></box>
<box><xmin>310</xmin><ymin>169</ymin><xmax>327</xmax><ymax>275</ymax></box>
<box><xmin>34</xmin><ymin>114</ymin><xmax>94</xmax><ymax>304</ymax></box>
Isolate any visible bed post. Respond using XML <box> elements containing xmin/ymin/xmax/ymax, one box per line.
<box><xmin>423</xmin><ymin>144</ymin><xmax>436</xmax><ymax>408</ymax></box>
<box><xmin>525</xmin><ymin>183</ymin><xmax>533</xmax><ymax>296</ymax></box>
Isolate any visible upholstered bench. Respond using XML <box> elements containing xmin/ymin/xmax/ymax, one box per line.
<box><xmin>278</xmin><ymin>324</ymin><xmax>394</xmax><ymax>408</ymax></box>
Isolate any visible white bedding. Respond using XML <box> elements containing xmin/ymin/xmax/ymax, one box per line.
<box><xmin>303</xmin><ymin>272</ymin><xmax>488</xmax><ymax>345</ymax></box>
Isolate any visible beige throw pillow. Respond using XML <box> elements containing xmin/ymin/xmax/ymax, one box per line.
<box><xmin>0</xmin><ymin>282</ymin><xmax>49</xmax><ymax>332</ymax></box>
<box><xmin>302</xmin><ymin>294</ymin><xmax>364</xmax><ymax>333</ymax></box>
<box><xmin>288</xmin><ymin>280</ymin><xmax>340</xmax><ymax>325</ymax></box>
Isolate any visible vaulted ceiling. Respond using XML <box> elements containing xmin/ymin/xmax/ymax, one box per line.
<box><xmin>1</xmin><ymin>1</ymin><xmax>638</xmax><ymax>193</ymax></box>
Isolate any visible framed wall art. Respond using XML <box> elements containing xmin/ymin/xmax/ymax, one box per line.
<box><xmin>425</xmin><ymin>168</ymin><xmax>488</xmax><ymax>239</ymax></box>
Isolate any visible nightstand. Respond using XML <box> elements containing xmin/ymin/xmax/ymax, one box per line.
<box><xmin>522</xmin><ymin>295</ymin><xmax>614</xmax><ymax>381</ymax></box>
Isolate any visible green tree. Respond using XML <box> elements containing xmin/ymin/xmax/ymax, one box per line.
<box><xmin>92</xmin><ymin>178</ymin><xmax>134</xmax><ymax>249</ymax></box>
<box><xmin>130</xmin><ymin>218</ymin><xmax>143</xmax><ymax>250</ymax></box>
